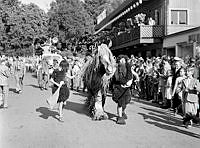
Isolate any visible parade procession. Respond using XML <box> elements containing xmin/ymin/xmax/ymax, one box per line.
<box><xmin>1</xmin><ymin>0</ymin><xmax>200</xmax><ymax>148</ymax></box>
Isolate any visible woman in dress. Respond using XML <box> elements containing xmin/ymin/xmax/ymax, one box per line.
<box><xmin>112</xmin><ymin>55</ymin><xmax>133</xmax><ymax>125</ymax></box>
<box><xmin>172</xmin><ymin>67</ymin><xmax>186</xmax><ymax>114</ymax></box>
<box><xmin>50</xmin><ymin>60</ymin><xmax>76</xmax><ymax>122</ymax></box>
<box><xmin>182</xmin><ymin>67</ymin><xmax>200</xmax><ymax>128</ymax></box>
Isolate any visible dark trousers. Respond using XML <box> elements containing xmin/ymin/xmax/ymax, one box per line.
<box><xmin>183</xmin><ymin>114</ymin><xmax>200</xmax><ymax>125</ymax></box>
<box><xmin>172</xmin><ymin>93</ymin><xmax>182</xmax><ymax>110</ymax></box>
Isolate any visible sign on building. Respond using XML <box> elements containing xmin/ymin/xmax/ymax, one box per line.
<box><xmin>196</xmin><ymin>44</ymin><xmax>200</xmax><ymax>57</ymax></box>
<box><xmin>188</xmin><ymin>34</ymin><xmax>200</xmax><ymax>43</ymax></box>
<box><xmin>97</xmin><ymin>9</ymin><xmax>107</xmax><ymax>24</ymax></box>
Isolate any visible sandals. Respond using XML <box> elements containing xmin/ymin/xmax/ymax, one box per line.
<box><xmin>59</xmin><ymin>116</ymin><xmax>64</xmax><ymax>122</ymax></box>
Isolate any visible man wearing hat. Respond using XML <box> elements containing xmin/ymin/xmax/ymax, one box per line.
<box><xmin>171</xmin><ymin>57</ymin><xmax>183</xmax><ymax>111</ymax></box>
<box><xmin>112</xmin><ymin>55</ymin><xmax>133</xmax><ymax>125</ymax></box>
<box><xmin>0</xmin><ymin>58</ymin><xmax>10</xmax><ymax>108</ymax></box>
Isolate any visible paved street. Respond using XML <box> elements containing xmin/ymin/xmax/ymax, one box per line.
<box><xmin>0</xmin><ymin>73</ymin><xmax>200</xmax><ymax>148</ymax></box>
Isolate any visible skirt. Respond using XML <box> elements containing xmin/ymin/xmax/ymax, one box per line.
<box><xmin>52</xmin><ymin>84</ymin><xmax>70</xmax><ymax>103</ymax></box>
<box><xmin>112</xmin><ymin>85</ymin><xmax>131</xmax><ymax>109</ymax></box>
<box><xmin>185</xmin><ymin>101</ymin><xmax>199</xmax><ymax>116</ymax></box>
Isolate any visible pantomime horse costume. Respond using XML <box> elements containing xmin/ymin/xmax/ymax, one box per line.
<box><xmin>83</xmin><ymin>43</ymin><xmax>116</xmax><ymax>120</ymax></box>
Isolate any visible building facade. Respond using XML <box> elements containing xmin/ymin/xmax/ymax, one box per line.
<box><xmin>163</xmin><ymin>27</ymin><xmax>200</xmax><ymax>58</ymax></box>
<box><xmin>95</xmin><ymin>0</ymin><xmax>200</xmax><ymax>58</ymax></box>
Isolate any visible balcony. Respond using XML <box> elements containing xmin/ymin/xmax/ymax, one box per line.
<box><xmin>111</xmin><ymin>25</ymin><xmax>164</xmax><ymax>50</ymax></box>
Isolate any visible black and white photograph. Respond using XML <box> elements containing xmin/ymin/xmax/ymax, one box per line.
<box><xmin>0</xmin><ymin>0</ymin><xmax>200</xmax><ymax>147</ymax></box>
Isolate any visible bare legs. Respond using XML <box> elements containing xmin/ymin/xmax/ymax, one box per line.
<box><xmin>116</xmin><ymin>105</ymin><xmax>126</xmax><ymax>125</ymax></box>
<box><xmin>58</xmin><ymin>102</ymin><xmax>64</xmax><ymax>122</ymax></box>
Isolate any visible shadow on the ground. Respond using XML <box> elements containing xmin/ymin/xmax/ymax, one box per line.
<box><xmin>36</xmin><ymin>107</ymin><xmax>59</xmax><ymax>121</ymax></box>
<box><xmin>72</xmin><ymin>91</ymin><xmax>88</xmax><ymax>97</ymax></box>
<box><xmin>140</xmin><ymin>107</ymin><xmax>185</xmax><ymax>123</ymax></box>
<box><xmin>106</xmin><ymin>111</ymin><xmax>117</xmax><ymax>122</ymax></box>
<box><xmin>64</xmin><ymin>101</ymin><xmax>90</xmax><ymax>117</ymax></box>
<box><xmin>31</xmin><ymin>74</ymin><xmax>37</xmax><ymax>79</ymax></box>
<box><xmin>133</xmin><ymin>98</ymin><xmax>161</xmax><ymax>108</ymax></box>
<box><xmin>138</xmin><ymin>107</ymin><xmax>200</xmax><ymax>139</ymax></box>
<box><xmin>26</xmin><ymin>84</ymin><xmax>40</xmax><ymax>89</ymax></box>
<box><xmin>9</xmin><ymin>88</ymin><xmax>16</xmax><ymax>93</ymax></box>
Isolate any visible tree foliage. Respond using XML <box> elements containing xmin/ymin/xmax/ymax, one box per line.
<box><xmin>83</xmin><ymin>0</ymin><xmax>125</xmax><ymax>21</ymax></box>
<box><xmin>0</xmin><ymin>0</ymin><xmax>125</xmax><ymax>55</ymax></box>
<box><xmin>0</xmin><ymin>0</ymin><xmax>48</xmax><ymax>55</ymax></box>
<box><xmin>47</xmin><ymin>0</ymin><xmax>94</xmax><ymax>43</ymax></box>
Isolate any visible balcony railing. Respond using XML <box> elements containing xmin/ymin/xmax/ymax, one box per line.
<box><xmin>112</xmin><ymin>25</ymin><xmax>164</xmax><ymax>48</ymax></box>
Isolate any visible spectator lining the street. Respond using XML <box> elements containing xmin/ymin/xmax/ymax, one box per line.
<box><xmin>165</xmin><ymin>70</ymin><xmax>173</xmax><ymax>108</ymax></box>
<box><xmin>0</xmin><ymin>59</ymin><xmax>10</xmax><ymax>109</ymax></box>
<box><xmin>151</xmin><ymin>70</ymin><xmax>159</xmax><ymax>103</ymax></box>
<box><xmin>182</xmin><ymin>67</ymin><xmax>200</xmax><ymax>128</ymax></box>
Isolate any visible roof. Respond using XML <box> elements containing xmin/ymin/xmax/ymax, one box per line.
<box><xmin>95</xmin><ymin>0</ymin><xmax>137</xmax><ymax>30</ymax></box>
<box><xmin>165</xmin><ymin>26</ymin><xmax>200</xmax><ymax>39</ymax></box>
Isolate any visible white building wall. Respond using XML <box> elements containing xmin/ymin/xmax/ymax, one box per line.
<box><xmin>167</xmin><ymin>0</ymin><xmax>200</xmax><ymax>35</ymax></box>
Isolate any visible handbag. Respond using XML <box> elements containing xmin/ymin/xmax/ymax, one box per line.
<box><xmin>112</xmin><ymin>85</ymin><xmax>129</xmax><ymax>103</ymax></box>
<box><xmin>46</xmin><ymin>86</ymin><xmax>61</xmax><ymax>110</ymax></box>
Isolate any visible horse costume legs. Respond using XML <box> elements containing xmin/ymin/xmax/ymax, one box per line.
<box><xmin>92</xmin><ymin>90</ymin><xmax>108</xmax><ymax>120</ymax></box>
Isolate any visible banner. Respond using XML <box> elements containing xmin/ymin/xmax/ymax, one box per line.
<box><xmin>97</xmin><ymin>9</ymin><xmax>107</xmax><ymax>24</ymax></box>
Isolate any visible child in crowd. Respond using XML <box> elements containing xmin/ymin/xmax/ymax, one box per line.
<box><xmin>171</xmin><ymin>67</ymin><xmax>186</xmax><ymax>114</ymax></box>
<box><xmin>164</xmin><ymin>70</ymin><xmax>173</xmax><ymax>108</ymax></box>
<box><xmin>151</xmin><ymin>70</ymin><xmax>159</xmax><ymax>103</ymax></box>
<box><xmin>182</xmin><ymin>67</ymin><xmax>200</xmax><ymax>128</ymax></box>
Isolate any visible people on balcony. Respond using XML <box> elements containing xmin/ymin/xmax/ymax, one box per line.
<box><xmin>148</xmin><ymin>17</ymin><xmax>156</xmax><ymax>25</ymax></box>
<box><xmin>118</xmin><ymin>22</ymin><xmax>126</xmax><ymax>35</ymax></box>
<box><xmin>125</xmin><ymin>19</ymin><xmax>134</xmax><ymax>33</ymax></box>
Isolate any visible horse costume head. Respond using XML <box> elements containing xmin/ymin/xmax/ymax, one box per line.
<box><xmin>94</xmin><ymin>43</ymin><xmax>116</xmax><ymax>76</ymax></box>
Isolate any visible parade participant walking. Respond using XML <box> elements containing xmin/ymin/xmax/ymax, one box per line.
<box><xmin>50</xmin><ymin>60</ymin><xmax>76</xmax><ymax>122</ymax></box>
<box><xmin>0</xmin><ymin>59</ymin><xmax>10</xmax><ymax>108</ymax></box>
<box><xmin>171</xmin><ymin>67</ymin><xmax>186</xmax><ymax>114</ymax></box>
<box><xmin>112</xmin><ymin>55</ymin><xmax>133</xmax><ymax>125</ymax></box>
<box><xmin>182</xmin><ymin>67</ymin><xmax>200</xmax><ymax>128</ymax></box>
<box><xmin>72</xmin><ymin>59</ymin><xmax>81</xmax><ymax>91</ymax></box>
<box><xmin>38</xmin><ymin>59</ymin><xmax>49</xmax><ymax>90</ymax></box>
<box><xmin>171</xmin><ymin>58</ymin><xmax>183</xmax><ymax>111</ymax></box>
<box><xmin>13</xmin><ymin>56</ymin><xmax>25</xmax><ymax>94</ymax></box>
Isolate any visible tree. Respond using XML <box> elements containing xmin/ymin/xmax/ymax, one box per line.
<box><xmin>48</xmin><ymin>0</ymin><xmax>94</xmax><ymax>44</ymax></box>
<box><xmin>0</xmin><ymin>0</ymin><xmax>48</xmax><ymax>55</ymax></box>
<box><xmin>83</xmin><ymin>0</ymin><xmax>124</xmax><ymax>25</ymax></box>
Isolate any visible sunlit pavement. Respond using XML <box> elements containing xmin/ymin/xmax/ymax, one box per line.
<box><xmin>0</xmin><ymin>73</ymin><xmax>200</xmax><ymax>148</ymax></box>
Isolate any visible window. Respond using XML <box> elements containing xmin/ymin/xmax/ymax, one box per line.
<box><xmin>171</xmin><ymin>10</ymin><xmax>188</xmax><ymax>25</ymax></box>
<box><xmin>155</xmin><ymin>10</ymin><xmax>160</xmax><ymax>25</ymax></box>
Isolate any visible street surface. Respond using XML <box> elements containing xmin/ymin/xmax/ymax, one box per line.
<box><xmin>0</xmin><ymin>73</ymin><xmax>200</xmax><ymax>148</ymax></box>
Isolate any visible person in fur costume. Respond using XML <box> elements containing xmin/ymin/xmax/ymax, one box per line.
<box><xmin>112</xmin><ymin>55</ymin><xmax>133</xmax><ymax>125</ymax></box>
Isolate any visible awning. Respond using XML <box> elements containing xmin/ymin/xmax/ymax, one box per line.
<box><xmin>94</xmin><ymin>0</ymin><xmax>144</xmax><ymax>34</ymax></box>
